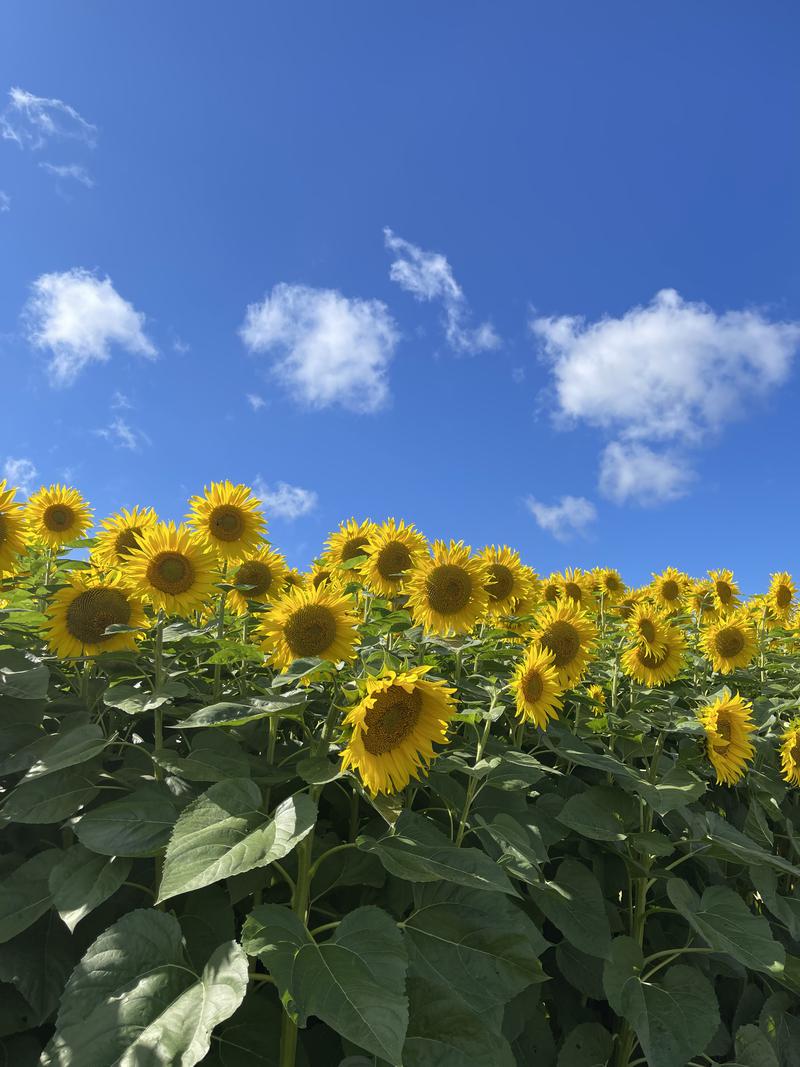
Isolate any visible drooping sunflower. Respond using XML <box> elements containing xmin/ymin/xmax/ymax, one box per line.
<box><xmin>708</xmin><ymin>569</ymin><xmax>740</xmax><ymax>615</ymax></box>
<box><xmin>283</xmin><ymin>568</ymin><xmax>306</xmax><ymax>591</ymax></box>
<box><xmin>340</xmin><ymin>666</ymin><xmax>457</xmax><ymax>794</ymax></box>
<box><xmin>405</xmin><ymin>540</ymin><xmax>490</xmax><ymax>636</ymax></box>
<box><xmin>527</xmin><ymin>601</ymin><xmax>596</xmax><ymax>687</ymax></box>
<box><xmin>697</xmin><ymin>691</ymin><xmax>755</xmax><ymax>786</ymax></box>
<box><xmin>228</xmin><ymin>547</ymin><xmax>288</xmax><ymax>616</ymax></box>
<box><xmin>259</xmin><ymin>583</ymin><xmax>359</xmax><ymax>669</ymax></box>
<box><xmin>479</xmin><ymin>545</ymin><xmax>536</xmax><ymax>618</ymax></box>
<box><xmin>0</xmin><ymin>481</ymin><xmax>28</xmax><ymax>576</ymax></box>
<box><xmin>615</xmin><ymin>591</ymin><xmax>643</xmax><ymax>621</ymax></box>
<box><xmin>650</xmin><ymin>567</ymin><xmax>688</xmax><ymax>613</ymax></box>
<box><xmin>187</xmin><ymin>481</ymin><xmax>267</xmax><ymax>562</ymax></box>
<box><xmin>699</xmin><ymin>610</ymin><xmax>758</xmax><ymax>674</ymax></box>
<box><xmin>621</xmin><ymin>624</ymin><xmax>685</xmax><ymax>687</ymax></box>
<box><xmin>308</xmin><ymin>563</ymin><xmax>341</xmax><ymax>591</ymax></box>
<box><xmin>362</xmin><ymin>519</ymin><xmax>428</xmax><ymax>597</ymax></box>
<box><xmin>324</xmin><ymin>518</ymin><xmax>376</xmax><ymax>572</ymax></box>
<box><xmin>512</xmin><ymin>643</ymin><xmax>564</xmax><ymax>729</ymax></box>
<box><xmin>595</xmin><ymin>568</ymin><xmax>626</xmax><ymax>602</ymax></box>
<box><xmin>627</xmin><ymin>603</ymin><xmax>670</xmax><ymax>656</ymax></box>
<box><xmin>687</xmin><ymin>579</ymin><xmax>718</xmax><ymax>622</ymax></box>
<box><xmin>25</xmin><ymin>485</ymin><xmax>92</xmax><ymax>548</ymax></box>
<box><xmin>541</xmin><ymin>575</ymin><xmax>561</xmax><ymax>605</ymax></box>
<box><xmin>779</xmin><ymin>723</ymin><xmax>800</xmax><ymax>787</ymax></box>
<box><xmin>45</xmin><ymin>576</ymin><xmax>146</xmax><ymax>658</ymax></box>
<box><xmin>767</xmin><ymin>572</ymin><xmax>796</xmax><ymax>624</ymax></box>
<box><xmin>586</xmin><ymin>683</ymin><xmax>606</xmax><ymax>716</ymax></box>
<box><xmin>123</xmin><ymin>522</ymin><xmax>218</xmax><ymax>615</ymax></box>
<box><xmin>92</xmin><ymin>506</ymin><xmax>158</xmax><ymax>571</ymax></box>
<box><xmin>554</xmin><ymin>568</ymin><xmax>596</xmax><ymax>612</ymax></box>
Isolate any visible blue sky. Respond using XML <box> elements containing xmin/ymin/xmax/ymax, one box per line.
<box><xmin>1</xmin><ymin>1</ymin><xmax>798</xmax><ymax>590</ymax></box>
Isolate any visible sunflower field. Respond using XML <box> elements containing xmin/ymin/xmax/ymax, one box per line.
<box><xmin>1</xmin><ymin>479</ymin><xmax>800</xmax><ymax>1067</ymax></box>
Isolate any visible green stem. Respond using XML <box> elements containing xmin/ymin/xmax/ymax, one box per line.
<box><xmin>152</xmin><ymin>613</ymin><xmax>165</xmax><ymax>902</ymax></box>
<box><xmin>213</xmin><ymin>577</ymin><xmax>228</xmax><ymax>701</ymax></box>
<box><xmin>454</xmin><ymin>715</ymin><xmax>492</xmax><ymax>846</ymax></box>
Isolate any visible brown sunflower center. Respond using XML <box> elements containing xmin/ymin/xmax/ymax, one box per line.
<box><xmin>638</xmin><ymin>618</ymin><xmax>657</xmax><ymax>644</ymax></box>
<box><xmin>283</xmin><ymin>604</ymin><xmax>337</xmax><ymax>656</ymax></box>
<box><xmin>65</xmin><ymin>587</ymin><xmax>132</xmax><ymax>645</ymax></box>
<box><xmin>341</xmin><ymin>537</ymin><xmax>369</xmax><ymax>562</ymax></box>
<box><xmin>362</xmin><ymin>685</ymin><xmax>422</xmax><ymax>755</ymax></box>
<box><xmin>544</xmin><ymin>584</ymin><xmax>559</xmax><ymax>603</ymax></box>
<box><xmin>791</xmin><ymin>743</ymin><xmax>800</xmax><ymax>764</ymax></box>
<box><xmin>235</xmin><ymin>560</ymin><xmax>272</xmax><ymax>597</ymax></box>
<box><xmin>715</xmin><ymin>627</ymin><xmax>745</xmax><ymax>659</ymax></box>
<box><xmin>619</xmin><ymin>598</ymin><xmax>637</xmax><ymax>620</ymax></box>
<box><xmin>114</xmin><ymin>526</ymin><xmax>142</xmax><ymax>559</ymax></box>
<box><xmin>209</xmin><ymin>505</ymin><xmax>246</xmax><ymax>542</ymax></box>
<box><xmin>638</xmin><ymin>645</ymin><xmax>669</xmax><ymax>669</ymax></box>
<box><xmin>312</xmin><ymin>569</ymin><xmax>332</xmax><ymax>589</ymax></box>
<box><xmin>712</xmin><ymin>717</ymin><xmax>732</xmax><ymax>752</ymax></box>
<box><xmin>426</xmin><ymin>564</ymin><xmax>473</xmax><ymax>616</ymax></box>
<box><xmin>715</xmin><ymin>580</ymin><xmax>733</xmax><ymax>605</ymax></box>
<box><xmin>522</xmin><ymin>669</ymin><xmax>544</xmax><ymax>703</ymax></box>
<box><xmin>0</xmin><ymin>514</ymin><xmax>7</xmax><ymax>545</ymax></box>
<box><xmin>43</xmin><ymin>504</ymin><xmax>74</xmax><ymax>532</ymax></box>
<box><xmin>540</xmin><ymin>620</ymin><xmax>580</xmax><ymax>667</ymax></box>
<box><xmin>661</xmin><ymin>579</ymin><xmax>680</xmax><ymax>602</ymax></box>
<box><xmin>376</xmin><ymin>541</ymin><xmax>412</xmax><ymax>581</ymax></box>
<box><xmin>776</xmin><ymin>584</ymin><xmax>792</xmax><ymax>608</ymax></box>
<box><xmin>147</xmin><ymin>551</ymin><xmax>195</xmax><ymax>594</ymax></box>
<box><xmin>487</xmin><ymin>564</ymin><xmax>515</xmax><ymax>603</ymax></box>
<box><xmin>563</xmin><ymin>581</ymin><xmax>583</xmax><ymax>603</ymax></box>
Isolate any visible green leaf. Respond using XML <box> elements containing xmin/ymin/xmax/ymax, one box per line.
<box><xmin>292</xmin><ymin>906</ymin><xmax>408</xmax><ymax>1065</ymax></box>
<box><xmin>0</xmin><ymin>914</ymin><xmax>75</xmax><ymax>1025</ymax></box>
<box><xmin>404</xmin><ymin>884</ymin><xmax>547</xmax><ymax>1017</ymax></box>
<box><xmin>48</xmin><ymin>844</ymin><xmax>131</xmax><ymax>932</ymax></box>
<box><xmin>1</xmin><ymin>758</ymin><xmax>101</xmax><ymax>824</ymax></box>
<box><xmin>619</xmin><ymin>964</ymin><xmax>720</xmax><ymax>1067</ymax></box>
<box><xmin>157</xmin><ymin>782</ymin><xmax>316</xmax><ymax>902</ymax></box>
<box><xmin>174</xmin><ymin>885</ymin><xmax>237</xmax><ymax>972</ymax></box>
<box><xmin>0</xmin><ymin>661</ymin><xmax>49</xmax><ymax>700</ymax></box>
<box><xmin>209</xmin><ymin>987</ymin><xmax>283</xmax><ymax>1066</ymax></box>
<box><xmin>556</xmin><ymin>786</ymin><xmax>635</xmax><ymax>842</ymax></box>
<box><xmin>402</xmin><ymin>977</ymin><xmax>516</xmax><ymax>1067</ymax></box>
<box><xmin>749</xmin><ymin>866</ymin><xmax>800</xmax><ymax>940</ymax></box>
<box><xmin>0</xmin><ymin>850</ymin><xmax>61</xmax><ymax>943</ymax></box>
<box><xmin>667</xmin><ymin>880</ymin><xmax>785</xmax><ymax>975</ymax></box>
<box><xmin>556</xmin><ymin>942</ymin><xmax>605</xmax><ymax>1000</ymax></box>
<box><xmin>22</xmin><ymin>723</ymin><xmax>109</xmax><ymax>780</ymax></box>
<box><xmin>642</xmin><ymin>765</ymin><xmax>706</xmax><ymax>815</ymax></box>
<box><xmin>360</xmin><ymin>812</ymin><xmax>516</xmax><ymax>896</ymax></box>
<box><xmin>155</xmin><ymin>730</ymin><xmax>252</xmax><ymax>782</ymax></box>
<box><xmin>74</xmin><ymin>782</ymin><xmax>178</xmax><ymax>857</ymax></box>
<box><xmin>175</xmin><ymin>692</ymin><xmax>307</xmax><ymax>728</ymax></box>
<box><xmin>241</xmin><ymin>903</ymin><xmax>312</xmax><ymax>1003</ymax></box>
<box><xmin>43</xmin><ymin>909</ymin><xmax>248</xmax><ymax>1067</ymax></box>
<box><xmin>735</xmin><ymin>1023</ymin><xmax>779</xmax><ymax>1067</ymax></box>
<box><xmin>530</xmin><ymin>858</ymin><xmax>612</xmax><ymax>959</ymax></box>
<box><xmin>705</xmin><ymin>813</ymin><xmax>800</xmax><ymax>876</ymax></box>
<box><xmin>103</xmin><ymin>680</ymin><xmax>187</xmax><ymax>715</ymax></box>
<box><xmin>602</xmin><ymin>936</ymin><xmax>643</xmax><ymax>1015</ymax></box>
<box><xmin>297</xmin><ymin>754</ymin><xmax>341</xmax><ymax>785</ymax></box>
<box><xmin>556</xmin><ymin>1022</ymin><xmax>613</xmax><ymax>1067</ymax></box>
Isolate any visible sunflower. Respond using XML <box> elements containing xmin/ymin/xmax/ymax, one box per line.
<box><xmin>595</xmin><ymin>568</ymin><xmax>626</xmax><ymax>602</ymax></box>
<box><xmin>92</xmin><ymin>506</ymin><xmax>158</xmax><ymax>571</ymax></box>
<box><xmin>308</xmin><ymin>563</ymin><xmax>340</xmax><ymax>591</ymax></box>
<box><xmin>767</xmin><ymin>572</ymin><xmax>796</xmax><ymax>623</ymax></box>
<box><xmin>709</xmin><ymin>569</ymin><xmax>740</xmax><ymax>614</ymax></box>
<box><xmin>527</xmin><ymin>601</ymin><xmax>596</xmax><ymax>687</ymax></box>
<box><xmin>687</xmin><ymin>579</ymin><xmax>718</xmax><ymax>622</ymax></box>
<box><xmin>555</xmin><ymin>568</ymin><xmax>596</xmax><ymax>612</ymax></box>
<box><xmin>615</xmin><ymin>591</ymin><xmax>643</xmax><ymax>621</ymax></box>
<box><xmin>0</xmin><ymin>481</ymin><xmax>28</xmax><ymax>576</ymax></box>
<box><xmin>479</xmin><ymin>545</ymin><xmax>536</xmax><ymax>618</ymax></box>
<box><xmin>650</xmin><ymin>567</ymin><xmax>688</xmax><ymax>613</ymax></box>
<box><xmin>283</xmin><ymin>568</ymin><xmax>306</xmax><ymax>591</ymax></box>
<box><xmin>697</xmin><ymin>691</ymin><xmax>755</xmax><ymax>786</ymax></box>
<box><xmin>340</xmin><ymin>666</ymin><xmax>456</xmax><ymax>794</ymax></box>
<box><xmin>405</xmin><ymin>540</ymin><xmax>490</xmax><ymax>636</ymax></box>
<box><xmin>228</xmin><ymin>546</ymin><xmax>288</xmax><ymax>616</ymax></box>
<box><xmin>123</xmin><ymin>522</ymin><xmax>218</xmax><ymax>615</ymax></box>
<box><xmin>780</xmin><ymin>722</ymin><xmax>800</xmax><ymax>787</ymax></box>
<box><xmin>362</xmin><ymin>519</ymin><xmax>428</xmax><ymax>597</ymax></box>
<box><xmin>627</xmin><ymin>603</ymin><xmax>670</xmax><ymax>656</ymax></box>
<box><xmin>259</xmin><ymin>583</ymin><xmax>359</xmax><ymax>669</ymax></box>
<box><xmin>25</xmin><ymin>485</ymin><xmax>92</xmax><ymax>548</ymax></box>
<box><xmin>699</xmin><ymin>610</ymin><xmax>758</xmax><ymax>674</ymax></box>
<box><xmin>512</xmin><ymin>643</ymin><xmax>563</xmax><ymax>729</ymax></box>
<box><xmin>621</xmin><ymin>624</ymin><xmax>685</xmax><ymax>687</ymax></box>
<box><xmin>187</xmin><ymin>481</ymin><xmax>266</xmax><ymax>562</ymax></box>
<box><xmin>541</xmin><ymin>575</ymin><xmax>560</xmax><ymax>604</ymax></box>
<box><xmin>45</xmin><ymin>576</ymin><xmax>146</xmax><ymax>658</ymax></box>
<box><xmin>586</xmin><ymin>683</ymin><xmax>606</xmax><ymax>716</ymax></box>
<box><xmin>324</xmin><ymin>518</ymin><xmax>376</xmax><ymax>572</ymax></box>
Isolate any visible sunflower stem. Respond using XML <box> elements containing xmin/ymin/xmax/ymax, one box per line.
<box><xmin>213</xmin><ymin>574</ymin><xmax>228</xmax><ymax>701</ymax></box>
<box><xmin>152</xmin><ymin>611</ymin><xmax>165</xmax><ymax>904</ymax></box>
<box><xmin>454</xmin><ymin>714</ymin><xmax>492</xmax><ymax>846</ymax></box>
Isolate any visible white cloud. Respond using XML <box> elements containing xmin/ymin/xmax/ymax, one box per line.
<box><xmin>240</xmin><ymin>283</ymin><xmax>398</xmax><ymax>413</ymax></box>
<box><xmin>599</xmin><ymin>442</ymin><xmax>691</xmax><ymax>506</ymax></box>
<box><xmin>25</xmin><ymin>268</ymin><xmax>156</xmax><ymax>385</ymax></box>
<box><xmin>246</xmin><ymin>393</ymin><xmax>265</xmax><ymax>412</ymax></box>
<box><xmin>0</xmin><ymin>191</ymin><xmax>9</xmax><ymax>212</ymax></box>
<box><xmin>39</xmin><ymin>162</ymin><xmax>94</xmax><ymax>188</ymax></box>
<box><xmin>512</xmin><ymin>366</ymin><xmax>525</xmax><ymax>384</ymax></box>
<box><xmin>173</xmin><ymin>337</ymin><xmax>190</xmax><ymax>354</ymax></box>
<box><xmin>95</xmin><ymin>416</ymin><xmax>148</xmax><ymax>452</ymax></box>
<box><xmin>384</xmin><ymin>227</ymin><xmax>500</xmax><ymax>354</ymax></box>
<box><xmin>1</xmin><ymin>87</ymin><xmax>97</xmax><ymax>149</ymax></box>
<box><xmin>111</xmin><ymin>390</ymin><xmax>132</xmax><ymax>410</ymax></box>
<box><xmin>525</xmin><ymin>495</ymin><xmax>597</xmax><ymax>541</ymax></box>
<box><xmin>253</xmin><ymin>479</ymin><xmax>318</xmax><ymax>520</ymax></box>
<box><xmin>3</xmin><ymin>457</ymin><xmax>38</xmax><ymax>495</ymax></box>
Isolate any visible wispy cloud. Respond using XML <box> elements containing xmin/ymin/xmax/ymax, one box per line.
<box><xmin>599</xmin><ymin>442</ymin><xmax>691</xmax><ymax>506</ymax></box>
<box><xmin>173</xmin><ymin>337</ymin><xmax>190</xmax><ymax>354</ymax></box>
<box><xmin>1</xmin><ymin>87</ymin><xmax>97</xmax><ymax>149</ymax></box>
<box><xmin>240</xmin><ymin>283</ymin><xmax>398</xmax><ymax>413</ymax></box>
<box><xmin>95</xmin><ymin>416</ymin><xmax>149</xmax><ymax>451</ymax></box>
<box><xmin>39</xmin><ymin>162</ymin><xmax>94</xmax><ymax>188</ymax></box>
<box><xmin>111</xmin><ymin>390</ymin><xmax>132</xmax><ymax>410</ymax></box>
<box><xmin>0</xmin><ymin>191</ymin><xmax>9</xmax><ymax>213</ymax></box>
<box><xmin>384</xmin><ymin>227</ymin><xmax>500</xmax><ymax>354</ymax></box>
<box><xmin>25</xmin><ymin>268</ymin><xmax>156</xmax><ymax>386</ymax></box>
<box><xmin>525</xmin><ymin>495</ymin><xmax>597</xmax><ymax>541</ymax></box>
<box><xmin>254</xmin><ymin>478</ymin><xmax>318</xmax><ymax>520</ymax></box>
<box><xmin>246</xmin><ymin>393</ymin><xmax>266</xmax><ymax>412</ymax></box>
<box><xmin>3</xmin><ymin>456</ymin><xmax>38</xmax><ymax>495</ymax></box>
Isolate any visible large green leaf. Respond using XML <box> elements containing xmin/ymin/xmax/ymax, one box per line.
<box><xmin>43</xmin><ymin>909</ymin><xmax>248</xmax><ymax>1066</ymax></box>
<box><xmin>157</xmin><ymin>781</ymin><xmax>316</xmax><ymax>902</ymax></box>
<box><xmin>667</xmin><ymin>880</ymin><xmax>785</xmax><ymax>975</ymax></box>
<box><xmin>174</xmin><ymin>692</ymin><xmax>307</xmax><ymax>728</ymax></box>
<box><xmin>556</xmin><ymin>786</ymin><xmax>635</xmax><ymax>842</ymax></box>
<box><xmin>207</xmin><ymin>988</ymin><xmax>284</xmax><ymax>1066</ymax></box>
<box><xmin>704</xmin><ymin>813</ymin><xmax>800</xmax><ymax>876</ymax></box>
<box><xmin>74</xmin><ymin>782</ymin><xmax>178</xmax><ymax>857</ymax></box>
<box><xmin>1</xmin><ymin>759</ymin><xmax>102</xmax><ymax>824</ymax></box>
<box><xmin>22</xmin><ymin>723</ymin><xmax>109</xmax><ymax>780</ymax></box>
<box><xmin>241</xmin><ymin>903</ymin><xmax>312</xmax><ymax>1003</ymax></box>
<box><xmin>155</xmin><ymin>730</ymin><xmax>251</xmax><ymax>783</ymax></box>
<box><xmin>0</xmin><ymin>661</ymin><xmax>49</xmax><ymax>700</ymax></box>
<box><xmin>530</xmin><ymin>858</ymin><xmax>612</xmax><ymax>959</ymax></box>
<box><xmin>0</xmin><ymin>914</ymin><xmax>75</xmax><ymax>1025</ymax></box>
<box><xmin>0</xmin><ymin>850</ymin><xmax>61</xmax><ymax>943</ymax></box>
<box><xmin>735</xmin><ymin>1024</ymin><xmax>779</xmax><ymax>1067</ymax></box>
<box><xmin>402</xmin><ymin>977</ymin><xmax>516</xmax><ymax>1067</ymax></box>
<box><xmin>48</xmin><ymin>845</ymin><xmax>131</xmax><ymax>932</ymax></box>
<box><xmin>556</xmin><ymin>1023</ymin><xmax>613</xmax><ymax>1067</ymax></box>
<box><xmin>749</xmin><ymin>866</ymin><xmax>800</xmax><ymax>940</ymax></box>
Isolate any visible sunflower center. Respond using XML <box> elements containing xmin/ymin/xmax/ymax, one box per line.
<box><xmin>65</xmin><ymin>587</ymin><xmax>132</xmax><ymax>644</ymax></box>
<box><xmin>0</xmin><ymin>514</ymin><xmax>6</xmax><ymax>545</ymax></box>
<box><xmin>544</xmin><ymin>584</ymin><xmax>559</xmax><ymax>603</ymax></box>
<box><xmin>341</xmin><ymin>537</ymin><xmax>369</xmax><ymax>562</ymax></box>
<box><xmin>522</xmin><ymin>669</ymin><xmax>544</xmax><ymax>703</ymax></box>
<box><xmin>792</xmin><ymin>743</ymin><xmax>800</xmax><ymax>764</ymax></box>
<box><xmin>715</xmin><ymin>580</ymin><xmax>733</xmax><ymax>605</ymax></box>
<box><xmin>376</xmin><ymin>541</ymin><xmax>412</xmax><ymax>581</ymax></box>
<box><xmin>715</xmin><ymin>627</ymin><xmax>745</xmax><ymax>659</ymax></box>
<box><xmin>114</xmin><ymin>527</ymin><xmax>142</xmax><ymax>559</ymax></box>
<box><xmin>619</xmin><ymin>599</ymin><xmax>637</xmax><ymax>619</ymax></box>
<box><xmin>426</xmin><ymin>564</ymin><xmax>472</xmax><ymax>615</ymax></box>
<box><xmin>639</xmin><ymin>645</ymin><xmax>668</xmax><ymax>669</ymax></box>
<box><xmin>43</xmin><ymin>504</ymin><xmax>74</xmax><ymax>532</ymax></box>
<box><xmin>487</xmin><ymin>564</ymin><xmax>515</xmax><ymax>603</ymax></box>
<box><xmin>541</xmin><ymin>620</ymin><xmax>580</xmax><ymax>667</ymax></box>
<box><xmin>283</xmin><ymin>604</ymin><xmax>337</xmax><ymax>656</ymax></box>
<box><xmin>235</xmin><ymin>560</ymin><xmax>272</xmax><ymax>597</ymax></box>
<box><xmin>312</xmin><ymin>569</ymin><xmax>332</xmax><ymax>589</ymax></box>
<box><xmin>712</xmin><ymin>717</ymin><xmax>732</xmax><ymax>752</ymax></box>
<box><xmin>776</xmin><ymin>584</ymin><xmax>792</xmax><ymax>608</ymax></box>
<box><xmin>661</xmin><ymin>580</ymin><xmax>680</xmax><ymax>602</ymax></box>
<box><xmin>209</xmin><ymin>505</ymin><xmax>245</xmax><ymax>542</ymax></box>
<box><xmin>638</xmin><ymin>619</ymin><xmax>657</xmax><ymax>644</ymax></box>
<box><xmin>362</xmin><ymin>686</ymin><xmax>422</xmax><ymax>755</ymax></box>
<box><xmin>604</xmin><ymin>575</ymin><xmax>622</xmax><ymax>593</ymax></box>
<box><xmin>563</xmin><ymin>582</ymin><xmax>582</xmax><ymax>603</ymax></box>
<box><xmin>147</xmin><ymin>551</ymin><xmax>195</xmax><ymax>594</ymax></box>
